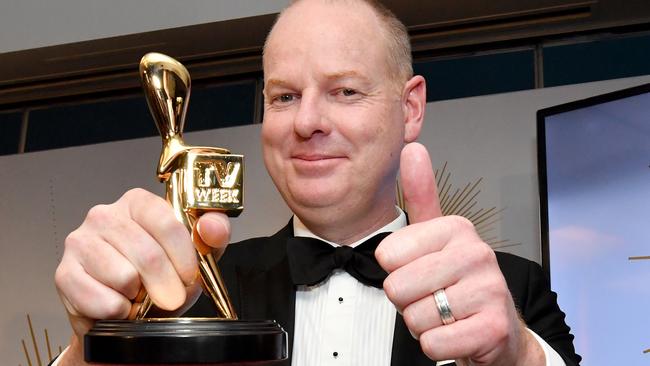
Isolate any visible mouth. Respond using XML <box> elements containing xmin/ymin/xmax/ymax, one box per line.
<box><xmin>290</xmin><ymin>153</ymin><xmax>347</xmax><ymax>172</ymax></box>
<box><xmin>292</xmin><ymin>154</ymin><xmax>342</xmax><ymax>161</ymax></box>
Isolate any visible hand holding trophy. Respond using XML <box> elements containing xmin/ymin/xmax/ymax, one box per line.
<box><xmin>83</xmin><ymin>53</ymin><xmax>287</xmax><ymax>364</ymax></box>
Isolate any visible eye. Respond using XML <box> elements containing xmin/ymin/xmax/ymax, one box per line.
<box><xmin>269</xmin><ymin>93</ymin><xmax>300</xmax><ymax>106</ymax></box>
<box><xmin>278</xmin><ymin>94</ymin><xmax>295</xmax><ymax>103</ymax></box>
<box><xmin>341</xmin><ymin>88</ymin><xmax>357</xmax><ymax>96</ymax></box>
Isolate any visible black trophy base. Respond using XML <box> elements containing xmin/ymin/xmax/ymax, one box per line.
<box><xmin>85</xmin><ymin>318</ymin><xmax>287</xmax><ymax>364</ymax></box>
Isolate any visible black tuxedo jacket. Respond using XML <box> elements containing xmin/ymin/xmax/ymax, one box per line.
<box><xmin>186</xmin><ymin>222</ymin><xmax>580</xmax><ymax>365</ymax></box>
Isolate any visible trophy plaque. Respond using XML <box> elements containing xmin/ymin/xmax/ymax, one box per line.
<box><xmin>84</xmin><ymin>53</ymin><xmax>287</xmax><ymax>364</ymax></box>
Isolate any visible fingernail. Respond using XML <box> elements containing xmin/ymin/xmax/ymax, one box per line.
<box><xmin>195</xmin><ymin>219</ymin><xmax>202</xmax><ymax>234</ymax></box>
<box><xmin>408</xmin><ymin>328</ymin><xmax>419</xmax><ymax>340</ymax></box>
<box><xmin>201</xmin><ymin>214</ymin><xmax>227</xmax><ymax>232</ymax></box>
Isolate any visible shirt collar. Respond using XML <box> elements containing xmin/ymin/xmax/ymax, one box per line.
<box><xmin>292</xmin><ymin>207</ymin><xmax>407</xmax><ymax>248</ymax></box>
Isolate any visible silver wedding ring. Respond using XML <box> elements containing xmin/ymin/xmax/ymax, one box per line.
<box><xmin>433</xmin><ymin>288</ymin><xmax>456</xmax><ymax>325</ymax></box>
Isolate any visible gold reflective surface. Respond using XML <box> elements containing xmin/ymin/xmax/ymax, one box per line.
<box><xmin>135</xmin><ymin>52</ymin><xmax>242</xmax><ymax>320</ymax></box>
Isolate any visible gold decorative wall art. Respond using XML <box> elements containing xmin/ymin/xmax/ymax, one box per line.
<box><xmin>396</xmin><ymin>162</ymin><xmax>520</xmax><ymax>250</ymax></box>
<box><xmin>628</xmin><ymin>255</ymin><xmax>649</xmax><ymax>355</ymax></box>
<box><xmin>19</xmin><ymin>314</ymin><xmax>62</xmax><ymax>366</ymax></box>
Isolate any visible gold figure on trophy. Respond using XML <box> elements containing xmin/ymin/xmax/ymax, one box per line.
<box><xmin>134</xmin><ymin>52</ymin><xmax>243</xmax><ymax>320</ymax></box>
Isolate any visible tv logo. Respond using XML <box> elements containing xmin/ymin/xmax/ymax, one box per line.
<box><xmin>193</xmin><ymin>161</ymin><xmax>241</xmax><ymax>204</ymax></box>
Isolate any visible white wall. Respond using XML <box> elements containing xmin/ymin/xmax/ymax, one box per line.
<box><xmin>0</xmin><ymin>0</ymin><xmax>290</xmax><ymax>53</ymax></box>
<box><xmin>1</xmin><ymin>74</ymin><xmax>649</xmax><ymax>364</ymax></box>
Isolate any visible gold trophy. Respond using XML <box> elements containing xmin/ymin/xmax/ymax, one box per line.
<box><xmin>133</xmin><ymin>52</ymin><xmax>241</xmax><ymax>321</ymax></box>
<box><xmin>84</xmin><ymin>53</ymin><xmax>287</xmax><ymax>364</ymax></box>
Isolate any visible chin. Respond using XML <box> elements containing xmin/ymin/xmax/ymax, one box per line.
<box><xmin>287</xmin><ymin>184</ymin><xmax>344</xmax><ymax>211</ymax></box>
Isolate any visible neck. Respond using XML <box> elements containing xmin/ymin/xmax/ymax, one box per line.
<box><xmin>297</xmin><ymin>203</ymin><xmax>399</xmax><ymax>245</ymax></box>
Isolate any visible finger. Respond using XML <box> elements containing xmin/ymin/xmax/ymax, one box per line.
<box><xmin>95</xmin><ymin>211</ymin><xmax>187</xmax><ymax>311</ymax></box>
<box><xmin>401</xmin><ymin>282</ymin><xmax>479</xmax><ymax>338</ymax></box>
<box><xmin>171</xmin><ymin>281</ymin><xmax>204</xmax><ymax>317</ymax></box>
<box><xmin>56</xmin><ymin>256</ymin><xmax>131</xmax><ymax>322</ymax></box>
<box><xmin>196</xmin><ymin>212</ymin><xmax>231</xmax><ymax>253</ymax></box>
<box><xmin>376</xmin><ymin>215</ymin><xmax>479</xmax><ymax>272</ymax></box>
<box><xmin>418</xmin><ymin>317</ymin><xmax>476</xmax><ymax>362</ymax></box>
<box><xmin>125</xmin><ymin>189</ymin><xmax>197</xmax><ymax>286</ymax></box>
<box><xmin>383</xmin><ymin>246</ymin><xmax>463</xmax><ymax>309</ymax></box>
<box><xmin>73</xmin><ymin>234</ymin><xmax>141</xmax><ymax>299</ymax></box>
<box><xmin>400</xmin><ymin>142</ymin><xmax>442</xmax><ymax>224</ymax></box>
<box><xmin>419</xmin><ymin>311</ymin><xmax>507</xmax><ymax>363</ymax></box>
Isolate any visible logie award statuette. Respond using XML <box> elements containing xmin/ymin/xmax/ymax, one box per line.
<box><xmin>83</xmin><ymin>53</ymin><xmax>287</xmax><ymax>364</ymax></box>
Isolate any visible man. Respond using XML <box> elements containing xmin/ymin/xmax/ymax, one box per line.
<box><xmin>53</xmin><ymin>0</ymin><xmax>580</xmax><ymax>365</ymax></box>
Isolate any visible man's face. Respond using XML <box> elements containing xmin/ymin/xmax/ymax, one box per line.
<box><xmin>261</xmin><ymin>0</ymin><xmax>410</xmax><ymax>235</ymax></box>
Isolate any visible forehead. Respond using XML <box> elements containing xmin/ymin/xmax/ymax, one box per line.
<box><xmin>263</xmin><ymin>0</ymin><xmax>391</xmax><ymax>81</ymax></box>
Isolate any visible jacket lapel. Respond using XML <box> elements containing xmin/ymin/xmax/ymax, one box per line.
<box><xmin>234</xmin><ymin>222</ymin><xmax>296</xmax><ymax>366</ymax></box>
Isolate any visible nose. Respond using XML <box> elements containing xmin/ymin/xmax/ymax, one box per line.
<box><xmin>293</xmin><ymin>92</ymin><xmax>330</xmax><ymax>138</ymax></box>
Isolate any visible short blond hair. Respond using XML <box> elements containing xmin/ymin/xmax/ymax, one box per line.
<box><xmin>264</xmin><ymin>0</ymin><xmax>413</xmax><ymax>86</ymax></box>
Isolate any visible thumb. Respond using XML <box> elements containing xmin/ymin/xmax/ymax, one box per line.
<box><xmin>400</xmin><ymin>142</ymin><xmax>442</xmax><ymax>224</ymax></box>
<box><xmin>194</xmin><ymin>212</ymin><xmax>231</xmax><ymax>256</ymax></box>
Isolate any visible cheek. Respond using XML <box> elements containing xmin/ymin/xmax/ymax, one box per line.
<box><xmin>345</xmin><ymin>108</ymin><xmax>402</xmax><ymax>150</ymax></box>
<box><xmin>261</xmin><ymin>119</ymin><xmax>290</xmax><ymax>181</ymax></box>
<box><xmin>360</xmin><ymin>114</ymin><xmax>405</xmax><ymax>170</ymax></box>
<box><xmin>260</xmin><ymin>123</ymin><xmax>276</xmax><ymax>165</ymax></box>
<box><xmin>261</xmin><ymin>117</ymin><xmax>286</xmax><ymax>153</ymax></box>
<box><xmin>331</xmin><ymin>107</ymin><xmax>379</xmax><ymax>140</ymax></box>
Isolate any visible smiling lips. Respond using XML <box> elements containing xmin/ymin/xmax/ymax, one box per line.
<box><xmin>291</xmin><ymin>153</ymin><xmax>346</xmax><ymax>173</ymax></box>
<box><xmin>293</xmin><ymin>153</ymin><xmax>341</xmax><ymax>161</ymax></box>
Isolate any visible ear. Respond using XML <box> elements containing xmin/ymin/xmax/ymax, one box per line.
<box><xmin>401</xmin><ymin>75</ymin><xmax>426</xmax><ymax>143</ymax></box>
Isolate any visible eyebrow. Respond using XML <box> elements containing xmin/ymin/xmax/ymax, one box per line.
<box><xmin>265</xmin><ymin>78</ymin><xmax>293</xmax><ymax>89</ymax></box>
<box><xmin>265</xmin><ymin>71</ymin><xmax>372</xmax><ymax>89</ymax></box>
<box><xmin>323</xmin><ymin>70</ymin><xmax>371</xmax><ymax>83</ymax></box>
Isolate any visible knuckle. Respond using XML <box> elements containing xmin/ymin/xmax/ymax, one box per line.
<box><xmin>85</xmin><ymin>204</ymin><xmax>111</xmax><ymax>223</ymax></box>
<box><xmin>485</xmin><ymin>278</ymin><xmax>504</xmax><ymax>297</ymax></box>
<box><xmin>461</xmin><ymin>241</ymin><xmax>496</xmax><ymax>269</ymax></box>
<box><xmin>122</xmin><ymin>187</ymin><xmax>149</xmax><ymax>201</ymax></box>
<box><xmin>64</xmin><ymin>231</ymin><xmax>84</xmax><ymax>251</ymax></box>
<box><xmin>475</xmin><ymin>242</ymin><xmax>496</xmax><ymax>262</ymax></box>
<box><xmin>121</xmin><ymin>188</ymin><xmax>163</xmax><ymax>211</ymax></box>
<box><xmin>136</xmin><ymin>245</ymin><xmax>166</xmax><ymax>273</ymax></box>
<box><xmin>160</xmin><ymin>214</ymin><xmax>186</xmax><ymax>238</ymax></box>
<box><xmin>114</xmin><ymin>266</ymin><xmax>141</xmax><ymax>297</ymax></box>
<box><xmin>486</xmin><ymin>313</ymin><xmax>509</xmax><ymax>344</ymax></box>
<box><xmin>448</xmin><ymin>215</ymin><xmax>474</xmax><ymax>231</ymax></box>
<box><xmin>54</xmin><ymin>263</ymin><xmax>69</xmax><ymax>290</ymax></box>
<box><xmin>103</xmin><ymin>296</ymin><xmax>129</xmax><ymax>319</ymax></box>
<box><xmin>480</xmin><ymin>278</ymin><xmax>510</xmax><ymax>309</ymax></box>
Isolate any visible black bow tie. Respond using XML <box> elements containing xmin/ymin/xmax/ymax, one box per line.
<box><xmin>286</xmin><ymin>232</ymin><xmax>390</xmax><ymax>288</ymax></box>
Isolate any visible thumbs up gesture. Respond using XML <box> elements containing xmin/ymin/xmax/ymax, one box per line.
<box><xmin>375</xmin><ymin>143</ymin><xmax>545</xmax><ymax>366</ymax></box>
